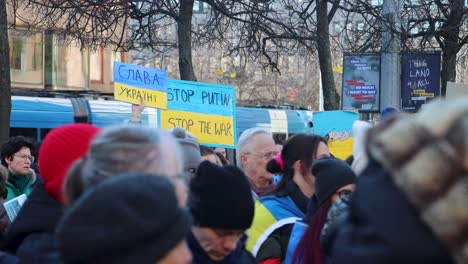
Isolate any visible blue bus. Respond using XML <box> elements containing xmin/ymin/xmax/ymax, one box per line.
<box><xmin>10</xmin><ymin>96</ymin><xmax>314</xmax><ymax>144</ymax></box>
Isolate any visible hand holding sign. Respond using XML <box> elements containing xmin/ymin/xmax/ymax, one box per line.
<box><xmin>131</xmin><ymin>97</ymin><xmax>145</xmax><ymax>122</ymax></box>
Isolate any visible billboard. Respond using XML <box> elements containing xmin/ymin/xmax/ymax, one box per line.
<box><xmin>401</xmin><ymin>52</ymin><xmax>441</xmax><ymax>111</ymax></box>
<box><xmin>342</xmin><ymin>53</ymin><xmax>381</xmax><ymax>112</ymax></box>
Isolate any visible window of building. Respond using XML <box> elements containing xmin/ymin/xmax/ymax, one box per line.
<box><xmin>90</xmin><ymin>47</ymin><xmax>104</xmax><ymax>83</ymax></box>
<box><xmin>334</xmin><ymin>22</ymin><xmax>343</xmax><ymax>34</ymax></box>
<box><xmin>357</xmin><ymin>21</ymin><xmax>366</xmax><ymax>31</ymax></box>
<box><xmin>44</xmin><ymin>34</ymin><xmax>90</xmax><ymax>89</ymax></box>
<box><xmin>110</xmin><ymin>50</ymin><xmax>124</xmax><ymax>82</ymax></box>
<box><xmin>193</xmin><ymin>1</ymin><xmax>209</xmax><ymax>13</ymax></box>
<box><xmin>9</xmin><ymin>29</ymin><xmax>43</xmax><ymax>86</ymax></box>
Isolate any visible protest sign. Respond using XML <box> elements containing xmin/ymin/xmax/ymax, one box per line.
<box><xmin>4</xmin><ymin>194</ymin><xmax>27</xmax><ymax>222</ymax></box>
<box><xmin>342</xmin><ymin>53</ymin><xmax>381</xmax><ymax>112</ymax></box>
<box><xmin>114</xmin><ymin>62</ymin><xmax>168</xmax><ymax>109</ymax></box>
<box><xmin>161</xmin><ymin>80</ymin><xmax>237</xmax><ymax>148</ymax></box>
<box><xmin>401</xmin><ymin>52</ymin><xmax>441</xmax><ymax>111</ymax></box>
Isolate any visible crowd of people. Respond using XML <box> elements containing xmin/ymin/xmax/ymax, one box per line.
<box><xmin>0</xmin><ymin>99</ymin><xmax>465</xmax><ymax>264</ymax></box>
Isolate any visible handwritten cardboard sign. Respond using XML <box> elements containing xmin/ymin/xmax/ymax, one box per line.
<box><xmin>161</xmin><ymin>80</ymin><xmax>236</xmax><ymax>148</ymax></box>
<box><xmin>114</xmin><ymin>62</ymin><xmax>168</xmax><ymax>109</ymax></box>
<box><xmin>401</xmin><ymin>52</ymin><xmax>441</xmax><ymax>112</ymax></box>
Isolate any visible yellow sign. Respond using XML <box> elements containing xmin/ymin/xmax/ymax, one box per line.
<box><xmin>333</xmin><ymin>66</ymin><xmax>343</xmax><ymax>73</ymax></box>
<box><xmin>114</xmin><ymin>82</ymin><xmax>168</xmax><ymax>109</ymax></box>
<box><xmin>161</xmin><ymin>109</ymin><xmax>234</xmax><ymax>146</ymax></box>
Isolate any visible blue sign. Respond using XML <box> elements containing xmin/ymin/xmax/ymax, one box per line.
<box><xmin>161</xmin><ymin>79</ymin><xmax>237</xmax><ymax>148</ymax></box>
<box><xmin>114</xmin><ymin>62</ymin><xmax>168</xmax><ymax>92</ymax></box>
<box><xmin>401</xmin><ymin>53</ymin><xmax>441</xmax><ymax>111</ymax></box>
<box><xmin>166</xmin><ymin>80</ymin><xmax>235</xmax><ymax>117</ymax></box>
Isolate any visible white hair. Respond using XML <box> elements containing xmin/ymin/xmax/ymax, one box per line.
<box><xmin>81</xmin><ymin>125</ymin><xmax>183</xmax><ymax>188</ymax></box>
<box><xmin>236</xmin><ymin>128</ymin><xmax>272</xmax><ymax>169</ymax></box>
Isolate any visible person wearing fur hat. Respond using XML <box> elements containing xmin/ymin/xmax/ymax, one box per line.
<box><xmin>325</xmin><ymin>97</ymin><xmax>468</xmax><ymax>263</ymax></box>
<box><xmin>2</xmin><ymin>124</ymin><xmax>100</xmax><ymax>263</ymax></box>
<box><xmin>289</xmin><ymin>157</ymin><xmax>356</xmax><ymax>264</ymax></box>
<box><xmin>187</xmin><ymin>161</ymin><xmax>256</xmax><ymax>263</ymax></box>
<box><xmin>1</xmin><ymin>136</ymin><xmax>37</xmax><ymax>201</ymax></box>
<box><xmin>57</xmin><ymin>173</ymin><xmax>192</xmax><ymax>264</ymax></box>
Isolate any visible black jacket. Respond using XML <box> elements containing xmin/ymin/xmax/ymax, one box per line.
<box><xmin>327</xmin><ymin>161</ymin><xmax>454</xmax><ymax>264</ymax></box>
<box><xmin>2</xmin><ymin>181</ymin><xmax>63</xmax><ymax>263</ymax></box>
<box><xmin>188</xmin><ymin>232</ymin><xmax>256</xmax><ymax>264</ymax></box>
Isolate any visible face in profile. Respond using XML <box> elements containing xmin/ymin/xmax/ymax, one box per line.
<box><xmin>241</xmin><ymin>134</ymin><xmax>277</xmax><ymax>185</ymax></box>
<box><xmin>214</xmin><ymin>148</ymin><xmax>227</xmax><ymax>158</ymax></box>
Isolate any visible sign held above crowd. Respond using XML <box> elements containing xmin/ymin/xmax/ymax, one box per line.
<box><xmin>114</xmin><ymin>62</ymin><xmax>168</xmax><ymax>109</ymax></box>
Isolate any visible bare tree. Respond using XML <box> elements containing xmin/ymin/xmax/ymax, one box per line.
<box><xmin>334</xmin><ymin>0</ymin><xmax>468</xmax><ymax>96</ymax></box>
<box><xmin>0</xmin><ymin>0</ymin><xmax>11</xmax><ymax>143</ymax></box>
<box><xmin>9</xmin><ymin>0</ymin><xmax>343</xmax><ymax>109</ymax></box>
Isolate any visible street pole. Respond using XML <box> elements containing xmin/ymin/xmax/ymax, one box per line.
<box><xmin>381</xmin><ymin>0</ymin><xmax>401</xmax><ymax>110</ymax></box>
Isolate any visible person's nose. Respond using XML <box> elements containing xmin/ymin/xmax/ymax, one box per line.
<box><xmin>223</xmin><ymin>235</ymin><xmax>240</xmax><ymax>252</ymax></box>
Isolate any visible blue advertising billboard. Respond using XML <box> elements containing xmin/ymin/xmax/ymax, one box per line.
<box><xmin>342</xmin><ymin>53</ymin><xmax>381</xmax><ymax>112</ymax></box>
<box><xmin>401</xmin><ymin>52</ymin><xmax>441</xmax><ymax>111</ymax></box>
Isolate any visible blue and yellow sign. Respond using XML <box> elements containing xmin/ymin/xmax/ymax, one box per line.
<box><xmin>114</xmin><ymin>62</ymin><xmax>168</xmax><ymax>109</ymax></box>
<box><xmin>313</xmin><ymin>110</ymin><xmax>359</xmax><ymax>160</ymax></box>
<box><xmin>161</xmin><ymin>80</ymin><xmax>237</xmax><ymax>148</ymax></box>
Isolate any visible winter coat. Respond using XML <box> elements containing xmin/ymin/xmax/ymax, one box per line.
<box><xmin>2</xmin><ymin>181</ymin><xmax>63</xmax><ymax>263</ymax></box>
<box><xmin>247</xmin><ymin>181</ymin><xmax>308</xmax><ymax>263</ymax></box>
<box><xmin>188</xmin><ymin>232</ymin><xmax>256</xmax><ymax>264</ymax></box>
<box><xmin>5</xmin><ymin>169</ymin><xmax>36</xmax><ymax>201</ymax></box>
<box><xmin>328</xmin><ymin>97</ymin><xmax>468</xmax><ymax>264</ymax></box>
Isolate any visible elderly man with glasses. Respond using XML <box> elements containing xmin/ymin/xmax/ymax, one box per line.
<box><xmin>236</xmin><ymin>128</ymin><xmax>278</xmax><ymax>201</ymax></box>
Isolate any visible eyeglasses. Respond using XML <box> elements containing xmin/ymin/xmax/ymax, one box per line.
<box><xmin>245</xmin><ymin>151</ymin><xmax>279</xmax><ymax>160</ymax></box>
<box><xmin>336</xmin><ymin>189</ymin><xmax>353</xmax><ymax>199</ymax></box>
<box><xmin>14</xmin><ymin>154</ymin><xmax>35</xmax><ymax>163</ymax></box>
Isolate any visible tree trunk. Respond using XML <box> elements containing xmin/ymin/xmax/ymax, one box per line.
<box><xmin>317</xmin><ymin>0</ymin><xmax>339</xmax><ymax>110</ymax></box>
<box><xmin>440</xmin><ymin>0</ymin><xmax>463</xmax><ymax>96</ymax></box>
<box><xmin>0</xmin><ymin>0</ymin><xmax>11</xmax><ymax>144</ymax></box>
<box><xmin>441</xmin><ymin>46</ymin><xmax>457</xmax><ymax>96</ymax></box>
<box><xmin>177</xmin><ymin>0</ymin><xmax>197</xmax><ymax>81</ymax></box>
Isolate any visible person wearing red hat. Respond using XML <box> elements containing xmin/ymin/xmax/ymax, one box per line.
<box><xmin>2</xmin><ymin>124</ymin><xmax>100</xmax><ymax>263</ymax></box>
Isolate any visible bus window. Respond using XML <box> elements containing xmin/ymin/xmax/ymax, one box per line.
<box><xmin>10</xmin><ymin>128</ymin><xmax>38</xmax><ymax>141</ymax></box>
<box><xmin>40</xmin><ymin>128</ymin><xmax>53</xmax><ymax>140</ymax></box>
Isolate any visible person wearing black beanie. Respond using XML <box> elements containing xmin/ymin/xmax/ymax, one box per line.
<box><xmin>56</xmin><ymin>173</ymin><xmax>192</xmax><ymax>264</ymax></box>
<box><xmin>288</xmin><ymin>157</ymin><xmax>356</xmax><ymax>264</ymax></box>
<box><xmin>187</xmin><ymin>161</ymin><xmax>256</xmax><ymax>264</ymax></box>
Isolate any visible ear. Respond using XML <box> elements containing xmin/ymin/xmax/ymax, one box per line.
<box><xmin>292</xmin><ymin>160</ymin><xmax>302</xmax><ymax>171</ymax></box>
<box><xmin>4</xmin><ymin>157</ymin><xmax>12</xmax><ymax>167</ymax></box>
<box><xmin>240</xmin><ymin>154</ymin><xmax>249</xmax><ymax>168</ymax></box>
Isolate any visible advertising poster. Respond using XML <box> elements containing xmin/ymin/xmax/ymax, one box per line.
<box><xmin>342</xmin><ymin>53</ymin><xmax>381</xmax><ymax>112</ymax></box>
<box><xmin>401</xmin><ymin>52</ymin><xmax>441</xmax><ymax>111</ymax></box>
